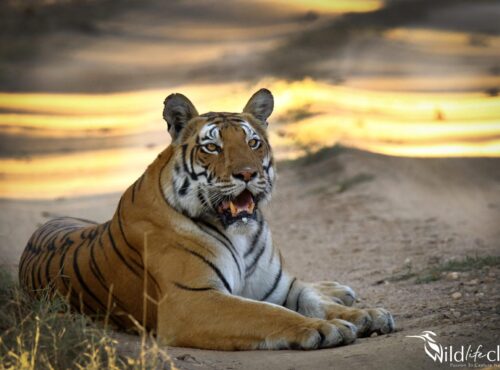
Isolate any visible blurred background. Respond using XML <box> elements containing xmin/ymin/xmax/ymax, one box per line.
<box><xmin>0</xmin><ymin>0</ymin><xmax>499</xmax><ymax>199</ymax></box>
<box><xmin>1</xmin><ymin>3</ymin><xmax>500</xmax><ymax>363</ymax></box>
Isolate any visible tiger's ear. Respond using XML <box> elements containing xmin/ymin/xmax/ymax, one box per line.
<box><xmin>163</xmin><ymin>93</ymin><xmax>199</xmax><ymax>141</ymax></box>
<box><xmin>243</xmin><ymin>88</ymin><xmax>274</xmax><ymax>125</ymax></box>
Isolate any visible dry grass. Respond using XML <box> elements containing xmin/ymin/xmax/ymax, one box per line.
<box><xmin>0</xmin><ymin>268</ymin><xmax>174</xmax><ymax>370</ymax></box>
<box><xmin>384</xmin><ymin>255</ymin><xmax>500</xmax><ymax>285</ymax></box>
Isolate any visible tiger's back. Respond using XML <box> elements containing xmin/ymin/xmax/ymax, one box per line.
<box><xmin>19</xmin><ymin>212</ymin><xmax>158</xmax><ymax>330</ymax></box>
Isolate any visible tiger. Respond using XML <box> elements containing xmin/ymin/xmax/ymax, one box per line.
<box><xmin>19</xmin><ymin>89</ymin><xmax>395</xmax><ymax>350</ymax></box>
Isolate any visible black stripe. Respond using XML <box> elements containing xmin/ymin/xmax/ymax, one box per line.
<box><xmin>173</xmin><ymin>282</ymin><xmax>213</xmax><ymax>292</ymax></box>
<box><xmin>87</xmin><ymin>248</ymin><xmax>131</xmax><ymax>325</ymax></box>
<box><xmin>43</xmin><ymin>250</ymin><xmax>57</xmax><ymax>287</ymax></box>
<box><xmin>196</xmin><ymin>220</ymin><xmax>233</xmax><ymax>248</ymax></box>
<box><xmin>72</xmin><ymin>238</ymin><xmax>108</xmax><ymax>313</ymax></box>
<box><xmin>159</xmin><ymin>160</ymin><xmax>172</xmax><ymax>208</ymax></box>
<box><xmin>19</xmin><ymin>253</ymin><xmax>29</xmax><ymax>288</ymax></box>
<box><xmin>107</xmin><ymin>224</ymin><xmax>142</xmax><ymax>279</ymax></box>
<box><xmin>117</xmin><ymin>199</ymin><xmax>143</xmax><ymax>261</ymax></box>
<box><xmin>89</xmin><ymin>234</ymin><xmax>107</xmax><ymax>285</ymax></box>
<box><xmin>57</xmin><ymin>234</ymin><xmax>84</xmax><ymax>295</ymax></box>
<box><xmin>282</xmin><ymin>277</ymin><xmax>297</xmax><ymax>306</ymax></box>
<box><xmin>118</xmin><ymin>209</ymin><xmax>160</xmax><ymax>291</ymax></box>
<box><xmin>116</xmin><ymin>201</ymin><xmax>161</xmax><ymax>293</ymax></box>
<box><xmin>245</xmin><ymin>236</ymin><xmax>267</xmax><ymax>278</ymax></box>
<box><xmin>131</xmin><ymin>179</ymin><xmax>138</xmax><ymax>203</ymax></box>
<box><xmin>88</xmin><ymin>227</ymin><xmax>134</xmax><ymax>320</ymax></box>
<box><xmin>33</xmin><ymin>247</ymin><xmax>47</xmax><ymax>288</ymax></box>
<box><xmin>137</xmin><ymin>173</ymin><xmax>145</xmax><ymax>190</ymax></box>
<box><xmin>205</xmin><ymin>168</ymin><xmax>213</xmax><ymax>184</ymax></box>
<box><xmin>36</xmin><ymin>250</ymin><xmax>48</xmax><ymax>288</ymax></box>
<box><xmin>295</xmin><ymin>288</ymin><xmax>305</xmax><ymax>313</ymax></box>
<box><xmin>19</xmin><ymin>247</ymin><xmax>32</xmax><ymax>286</ymax></box>
<box><xmin>30</xmin><ymin>257</ymin><xmax>38</xmax><ymax>291</ymax></box>
<box><xmin>196</xmin><ymin>189</ymin><xmax>206</xmax><ymax>206</ymax></box>
<box><xmin>66</xmin><ymin>217</ymin><xmax>99</xmax><ymax>225</ymax></box>
<box><xmin>182</xmin><ymin>144</ymin><xmax>197</xmax><ymax>180</ymax></box>
<box><xmin>37</xmin><ymin>223</ymin><xmax>60</xmax><ymax>249</ymax></box>
<box><xmin>208</xmin><ymin>125</ymin><xmax>217</xmax><ymax>139</ymax></box>
<box><xmin>18</xmin><ymin>249</ymin><xmax>28</xmax><ymax>278</ymax></box>
<box><xmin>244</xmin><ymin>216</ymin><xmax>264</xmax><ymax>258</ymax></box>
<box><xmin>178</xmin><ymin>177</ymin><xmax>190</xmax><ymax>196</ymax></box>
<box><xmin>191</xmin><ymin>147</ymin><xmax>209</xmax><ymax>180</ymax></box>
<box><xmin>177</xmin><ymin>245</ymin><xmax>232</xmax><ymax>293</ymax></box>
<box><xmin>23</xmin><ymin>244</ymin><xmax>42</xmax><ymax>290</ymax></box>
<box><xmin>196</xmin><ymin>221</ymin><xmax>242</xmax><ymax>277</ymax></box>
<box><xmin>261</xmin><ymin>264</ymin><xmax>282</xmax><ymax>301</ymax></box>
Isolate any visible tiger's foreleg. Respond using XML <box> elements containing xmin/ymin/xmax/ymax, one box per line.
<box><xmin>156</xmin><ymin>289</ymin><xmax>357</xmax><ymax>350</ymax></box>
<box><xmin>284</xmin><ymin>279</ymin><xmax>395</xmax><ymax>337</ymax></box>
<box><xmin>310</xmin><ymin>280</ymin><xmax>357</xmax><ymax>306</ymax></box>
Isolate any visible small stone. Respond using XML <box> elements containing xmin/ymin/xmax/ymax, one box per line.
<box><xmin>451</xmin><ymin>292</ymin><xmax>462</xmax><ymax>300</ymax></box>
<box><xmin>370</xmin><ymin>332</ymin><xmax>378</xmax><ymax>337</ymax></box>
<box><xmin>466</xmin><ymin>279</ymin><xmax>478</xmax><ymax>285</ymax></box>
<box><xmin>452</xmin><ymin>311</ymin><xmax>461</xmax><ymax>318</ymax></box>
<box><xmin>476</xmin><ymin>292</ymin><xmax>484</xmax><ymax>298</ymax></box>
<box><xmin>176</xmin><ymin>354</ymin><xmax>199</xmax><ymax>364</ymax></box>
<box><xmin>446</xmin><ymin>272</ymin><xmax>459</xmax><ymax>280</ymax></box>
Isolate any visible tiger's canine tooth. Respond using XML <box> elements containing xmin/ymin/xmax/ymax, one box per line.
<box><xmin>248</xmin><ymin>201</ymin><xmax>255</xmax><ymax>214</ymax></box>
<box><xmin>229</xmin><ymin>201</ymin><xmax>238</xmax><ymax>217</ymax></box>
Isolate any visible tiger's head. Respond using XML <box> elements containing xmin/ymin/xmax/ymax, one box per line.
<box><xmin>161</xmin><ymin>89</ymin><xmax>275</xmax><ymax>230</ymax></box>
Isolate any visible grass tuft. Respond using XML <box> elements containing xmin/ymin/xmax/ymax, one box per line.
<box><xmin>335</xmin><ymin>173</ymin><xmax>374</xmax><ymax>193</ymax></box>
<box><xmin>0</xmin><ymin>267</ymin><xmax>174</xmax><ymax>370</ymax></box>
<box><xmin>386</xmin><ymin>255</ymin><xmax>500</xmax><ymax>285</ymax></box>
<box><xmin>280</xmin><ymin>144</ymin><xmax>346</xmax><ymax>168</ymax></box>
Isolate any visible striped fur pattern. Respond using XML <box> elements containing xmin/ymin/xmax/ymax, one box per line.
<box><xmin>19</xmin><ymin>89</ymin><xmax>394</xmax><ymax>350</ymax></box>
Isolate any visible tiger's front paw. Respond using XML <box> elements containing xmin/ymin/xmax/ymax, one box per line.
<box><xmin>311</xmin><ymin>281</ymin><xmax>356</xmax><ymax>306</ymax></box>
<box><xmin>345</xmin><ymin>308</ymin><xmax>395</xmax><ymax>337</ymax></box>
<box><xmin>261</xmin><ymin>318</ymin><xmax>357</xmax><ymax>350</ymax></box>
<box><xmin>361</xmin><ymin>308</ymin><xmax>395</xmax><ymax>337</ymax></box>
<box><xmin>325</xmin><ymin>305</ymin><xmax>395</xmax><ymax>337</ymax></box>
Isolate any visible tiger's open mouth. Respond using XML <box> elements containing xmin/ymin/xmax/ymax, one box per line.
<box><xmin>217</xmin><ymin>189</ymin><xmax>256</xmax><ymax>225</ymax></box>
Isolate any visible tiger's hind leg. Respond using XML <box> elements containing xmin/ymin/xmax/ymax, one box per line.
<box><xmin>310</xmin><ymin>281</ymin><xmax>356</xmax><ymax>306</ymax></box>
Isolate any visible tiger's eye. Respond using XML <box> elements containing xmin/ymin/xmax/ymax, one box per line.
<box><xmin>248</xmin><ymin>139</ymin><xmax>259</xmax><ymax>148</ymax></box>
<box><xmin>205</xmin><ymin>143</ymin><xmax>218</xmax><ymax>152</ymax></box>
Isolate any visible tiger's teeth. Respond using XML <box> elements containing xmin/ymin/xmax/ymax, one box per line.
<box><xmin>229</xmin><ymin>201</ymin><xmax>238</xmax><ymax>217</ymax></box>
<box><xmin>248</xmin><ymin>202</ymin><xmax>255</xmax><ymax>214</ymax></box>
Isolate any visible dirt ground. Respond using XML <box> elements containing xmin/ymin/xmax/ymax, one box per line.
<box><xmin>1</xmin><ymin>147</ymin><xmax>499</xmax><ymax>369</ymax></box>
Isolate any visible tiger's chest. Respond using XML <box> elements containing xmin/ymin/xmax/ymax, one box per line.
<box><xmin>225</xmin><ymin>229</ymin><xmax>283</xmax><ymax>302</ymax></box>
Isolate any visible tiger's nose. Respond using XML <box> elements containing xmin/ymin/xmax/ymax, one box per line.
<box><xmin>232</xmin><ymin>168</ymin><xmax>257</xmax><ymax>182</ymax></box>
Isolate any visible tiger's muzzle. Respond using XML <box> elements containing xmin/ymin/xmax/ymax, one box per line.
<box><xmin>216</xmin><ymin>189</ymin><xmax>257</xmax><ymax>226</ymax></box>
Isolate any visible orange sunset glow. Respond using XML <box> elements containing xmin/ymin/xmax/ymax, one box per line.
<box><xmin>0</xmin><ymin>0</ymin><xmax>499</xmax><ymax>199</ymax></box>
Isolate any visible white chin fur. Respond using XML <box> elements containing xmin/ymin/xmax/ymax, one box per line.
<box><xmin>227</xmin><ymin>218</ymin><xmax>258</xmax><ymax>234</ymax></box>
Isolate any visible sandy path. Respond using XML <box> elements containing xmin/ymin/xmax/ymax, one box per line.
<box><xmin>1</xmin><ymin>148</ymin><xmax>499</xmax><ymax>369</ymax></box>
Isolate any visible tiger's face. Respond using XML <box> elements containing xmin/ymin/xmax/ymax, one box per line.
<box><xmin>162</xmin><ymin>89</ymin><xmax>275</xmax><ymax>229</ymax></box>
